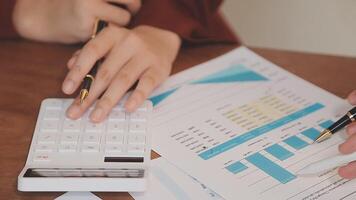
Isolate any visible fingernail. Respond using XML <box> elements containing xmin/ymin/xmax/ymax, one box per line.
<box><xmin>63</xmin><ymin>79</ymin><xmax>75</xmax><ymax>94</ymax></box>
<box><xmin>91</xmin><ymin>108</ymin><xmax>104</xmax><ymax>122</ymax></box>
<box><xmin>66</xmin><ymin>105</ymin><xmax>81</xmax><ymax>119</ymax></box>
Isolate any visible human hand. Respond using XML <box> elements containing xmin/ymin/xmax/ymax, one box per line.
<box><xmin>338</xmin><ymin>90</ymin><xmax>356</xmax><ymax>179</ymax></box>
<box><xmin>62</xmin><ymin>25</ymin><xmax>181</xmax><ymax>122</ymax></box>
<box><xmin>14</xmin><ymin>0</ymin><xmax>141</xmax><ymax>43</ymax></box>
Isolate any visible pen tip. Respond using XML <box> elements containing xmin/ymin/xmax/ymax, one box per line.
<box><xmin>314</xmin><ymin>129</ymin><xmax>332</xmax><ymax>143</ymax></box>
<box><xmin>79</xmin><ymin>89</ymin><xmax>89</xmax><ymax>104</ymax></box>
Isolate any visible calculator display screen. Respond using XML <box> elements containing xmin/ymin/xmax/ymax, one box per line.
<box><xmin>24</xmin><ymin>168</ymin><xmax>144</xmax><ymax>178</ymax></box>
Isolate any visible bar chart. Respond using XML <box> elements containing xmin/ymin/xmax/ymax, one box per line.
<box><xmin>149</xmin><ymin>47</ymin><xmax>356</xmax><ymax>200</ymax></box>
<box><xmin>150</xmin><ymin>47</ymin><xmax>356</xmax><ymax>200</ymax></box>
<box><xmin>224</xmin><ymin>120</ymin><xmax>334</xmax><ymax>184</ymax></box>
<box><xmin>198</xmin><ymin>103</ymin><xmax>325</xmax><ymax>160</ymax></box>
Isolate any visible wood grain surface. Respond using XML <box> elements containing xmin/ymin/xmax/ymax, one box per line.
<box><xmin>0</xmin><ymin>40</ymin><xmax>355</xmax><ymax>200</ymax></box>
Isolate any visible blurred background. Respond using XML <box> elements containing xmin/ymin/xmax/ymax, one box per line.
<box><xmin>222</xmin><ymin>0</ymin><xmax>356</xmax><ymax>57</ymax></box>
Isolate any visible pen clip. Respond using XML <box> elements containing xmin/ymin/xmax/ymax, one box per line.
<box><xmin>91</xmin><ymin>19</ymin><xmax>100</xmax><ymax>39</ymax></box>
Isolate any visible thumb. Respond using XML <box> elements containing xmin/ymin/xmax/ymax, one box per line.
<box><xmin>347</xmin><ymin>90</ymin><xmax>356</xmax><ymax>105</ymax></box>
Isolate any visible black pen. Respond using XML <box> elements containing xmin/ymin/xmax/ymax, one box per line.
<box><xmin>315</xmin><ymin>107</ymin><xmax>356</xmax><ymax>143</ymax></box>
<box><xmin>79</xmin><ymin>19</ymin><xmax>107</xmax><ymax>103</ymax></box>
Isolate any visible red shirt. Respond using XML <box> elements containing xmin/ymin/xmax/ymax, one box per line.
<box><xmin>0</xmin><ymin>0</ymin><xmax>239</xmax><ymax>45</ymax></box>
<box><xmin>0</xmin><ymin>0</ymin><xmax>18</xmax><ymax>39</ymax></box>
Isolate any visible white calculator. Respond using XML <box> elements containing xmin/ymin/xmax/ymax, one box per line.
<box><xmin>18</xmin><ymin>98</ymin><xmax>152</xmax><ymax>192</ymax></box>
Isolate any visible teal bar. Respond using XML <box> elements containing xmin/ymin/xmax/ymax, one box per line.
<box><xmin>319</xmin><ymin>120</ymin><xmax>334</xmax><ymax>129</ymax></box>
<box><xmin>301</xmin><ymin>128</ymin><xmax>320</xmax><ymax>141</ymax></box>
<box><xmin>198</xmin><ymin>103</ymin><xmax>324</xmax><ymax>160</ymax></box>
<box><xmin>226</xmin><ymin>161</ymin><xmax>248</xmax><ymax>174</ymax></box>
<box><xmin>265</xmin><ymin>144</ymin><xmax>294</xmax><ymax>161</ymax></box>
<box><xmin>283</xmin><ymin>136</ymin><xmax>308</xmax><ymax>150</ymax></box>
<box><xmin>149</xmin><ymin>88</ymin><xmax>178</xmax><ymax>106</ymax></box>
<box><xmin>246</xmin><ymin>152</ymin><xmax>296</xmax><ymax>184</ymax></box>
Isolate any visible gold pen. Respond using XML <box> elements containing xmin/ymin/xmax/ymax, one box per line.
<box><xmin>315</xmin><ymin>107</ymin><xmax>356</xmax><ymax>143</ymax></box>
<box><xmin>79</xmin><ymin>19</ymin><xmax>107</xmax><ymax>103</ymax></box>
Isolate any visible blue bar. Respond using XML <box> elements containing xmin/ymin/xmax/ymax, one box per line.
<box><xmin>199</xmin><ymin>103</ymin><xmax>324</xmax><ymax>160</ymax></box>
<box><xmin>246</xmin><ymin>153</ymin><xmax>296</xmax><ymax>184</ymax></box>
<box><xmin>265</xmin><ymin>144</ymin><xmax>294</xmax><ymax>161</ymax></box>
<box><xmin>226</xmin><ymin>161</ymin><xmax>248</xmax><ymax>174</ymax></box>
<box><xmin>319</xmin><ymin>120</ymin><xmax>334</xmax><ymax>129</ymax></box>
<box><xmin>283</xmin><ymin>136</ymin><xmax>308</xmax><ymax>150</ymax></box>
<box><xmin>301</xmin><ymin>128</ymin><xmax>320</xmax><ymax>141</ymax></box>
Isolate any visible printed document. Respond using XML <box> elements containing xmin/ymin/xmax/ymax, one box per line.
<box><xmin>148</xmin><ymin>47</ymin><xmax>356</xmax><ymax>200</ymax></box>
<box><xmin>130</xmin><ymin>157</ymin><xmax>224</xmax><ymax>200</ymax></box>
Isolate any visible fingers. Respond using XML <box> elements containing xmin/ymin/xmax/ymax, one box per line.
<box><xmin>346</xmin><ymin>122</ymin><xmax>356</xmax><ymax>136</ymax></box>
<box><xmin>66</xmin><ymin>37</ymin><xmax>134</xmax><ymax>119</ymax></box>
<box><xmin>337</xmin><ymin>90</ymin><xmax>356</xmax><ymax>179</ymax></box>
<box><xmin>339</xmin><ymin>133</ymin><xmax>356</xmax><ymax>154</ymax></box>
<box><xmin>125</xmin><ymin>68</ymin><xmax>168</xmax><ymax>112</ymax></box>
<box><xmin>66</xmin><ymin>77</ymin><xmax>108</xmax><ymax>120</ymax></box>
<box><xmin>107</xmin><ymin>0</ymin><xmax>141</xmax><ymax>14</ymax></box>
<box><xmin>95</xmin><ymin>2</ymin><xmax>131</xmax><ymax>26</ymax></box>
<box><xmin>90</xmin><ymin>57</ymin><xmax>148</xmax><ymax>122</ymax></box>
<box><xmin>62</xmin><ymin>28</ymin><xmax>118</xmax><ymax>95</ymax></box>
<box><xmin>339</xmin><ymin>122</ymin><xmax>356</xmax><ymax>154</ymax></box>
<box><xmin>338</xmin><ymin>161</ymin><xmax>356</xmax><ymax>179</ymax></box>
<box><xmin>347</xmin><ymin>90</ymin><xmax>356</xmax><ymax>105</ymax></box>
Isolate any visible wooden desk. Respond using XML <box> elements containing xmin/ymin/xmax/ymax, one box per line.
<box><xmin>0</xmin><ymin>40</ymin><xmax>355</xmax><ymax>200</ymax></box>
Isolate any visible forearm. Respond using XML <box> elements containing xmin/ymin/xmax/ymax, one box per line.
<box><xmin>13</xmin><ymin>0</ymin><xmax>81</xmax><ymax>43</ymax></box>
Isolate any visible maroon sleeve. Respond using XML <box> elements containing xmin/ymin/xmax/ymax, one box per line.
<box><xmin>0</xmin><ymin>0</ymin><xmax>19</xmax><ymax>39</ymax></box>
<box><xmin>130</xmin><ymin>0</ymin><xmax>239</xmax><ymax>45</ymax></box>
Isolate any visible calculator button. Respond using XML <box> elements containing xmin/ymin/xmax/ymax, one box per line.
<box><xmin>62</xmin><ymin>100</ymin><xmax>74</xmax><ymax>110</ymax></box>
<box><xmin>60</xmin><ymin>134</ymin><xmax>79</xmax><ymax>144</ymax></box>
<box><xmin>129</xmin><ymin>122</ymin><xmax>146</xmax><ymax>133</ymax></box>
<box><xmin>129</xmin><ymin>111</ymin><xmax>147</xmax><ymax>121</ymax></box>
<box><xmin>33</xmin><ymin>153</ymin><xmax>51</xmax><ymax>162</ymax></box>
<box><xmin>105</xmin><ymin>145</ymin><xmax>123</xmax><ymax>153</ymax></box>
<box><xmin>59</xmin><ymin>144</ymin><xmax>77</xmax><ymax>152</ymax></box>
<box><xmin>63</xmin><ymin>119</ymin><xmax>81</xmax><ymax>132</ymax></box>
<box><xmin>107</xmin><ymin>121</ymin><xmax>126</xmax><ymax>133</ymax></box>
<box><xmin>35</xmin><ymin>144</ymin><xmax>55</xmax><ymax>152</ymax></box>
<box><xmin>40</xmin><ymin>120</ymin><xmax>60</xmax><ymax>132</ymax></box>
<box><xmin>81</xmin><ymin>144</ymin><xmax>100</xmax><ymax>152</ymax></box>
<box><xmin>37</xmin><ymin>134</ymin><xmax>56</xmax><ymax>144</ymax></box>
<box><xmin>128</xmin><ymin>135</ymin><xmax>146</xmax><ymax>144</ymax></box>
<box><xmin>85</xmin><ymin>122</ymin><xmax>104</xmax><ymax>133</ymax></box>
<box><xmin>43</xmin><ymin>109</ymin><xmax>61</xmax><ymax>120</ymax></box>
<box><xmin>106</xmin><ymin>134</ymin><xmax>124</xmax><ymax>144</ymax></box>
<box><xmin>127</xmin><ymin>144</ymin><xmax>145</xmax><ymax>153</ymax></box>
<box><xmin>82</xmin><ymin>134</ymin><xmax>101</xmax><ymax>144</ymax></box>
<box><xmin>108</xmin><ymin>110</ymin><xmax>126</xmax><ymax>121</ymax></box>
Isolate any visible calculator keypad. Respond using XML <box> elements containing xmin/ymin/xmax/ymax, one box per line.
<box><xmin>31</xmin><ymin>99</ymin><xmax>151</xmax><ymax>162</ymax></box>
